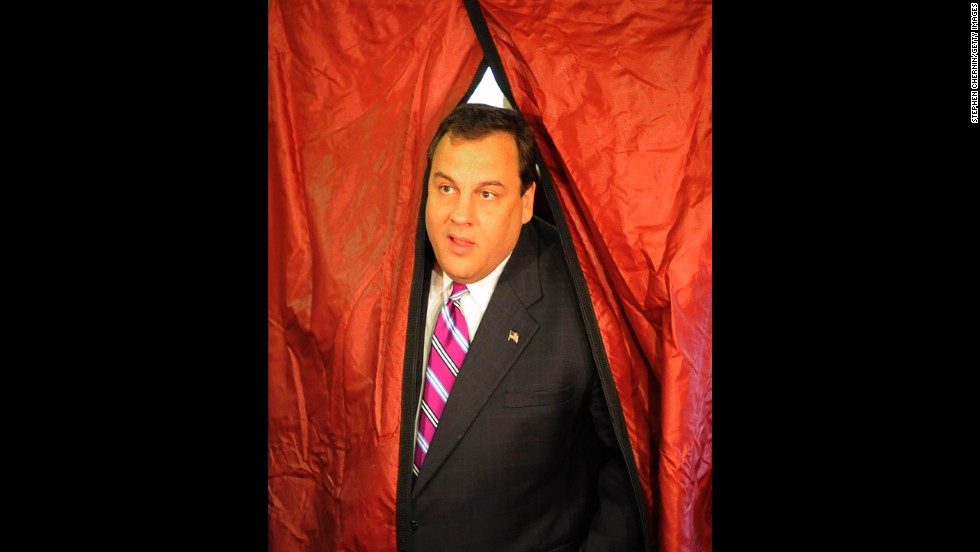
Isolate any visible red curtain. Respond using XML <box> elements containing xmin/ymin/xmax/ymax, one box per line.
<box><xmin>479</xmin><ymin>2</ymin><xmax>712</xmax><ymax>550</ymax></box>
<box><xmin>268</xmin><ymin>2</ymin><xmax>483</xmax><ymax>549</ymax></box>
<box><xmin>269</xmin><ymin>1</ymin><xmax>711</xmax><ymax>550</ymax></box>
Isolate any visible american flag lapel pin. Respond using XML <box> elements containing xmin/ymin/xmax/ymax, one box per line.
<box><xmin>508</xmin><ymin>329</ymin><xmax>519</xmax><ymax>344</ymax></box>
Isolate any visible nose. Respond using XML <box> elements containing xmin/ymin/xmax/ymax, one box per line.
<box><xmin>449</xmin><ymin>193</ymin><xmax>474</xmax><ymax>225</ymax></box>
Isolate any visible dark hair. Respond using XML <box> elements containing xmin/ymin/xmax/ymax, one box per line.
<box><xmin>425</xmin><ymin>103</ymin><xmax>537</xmax><ymax>195</ymax></box>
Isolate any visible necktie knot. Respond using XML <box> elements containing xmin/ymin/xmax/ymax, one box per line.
<box><xmin>450</xmin><ymin>282</ymin><xmax>468</xmax><ymax>300</ymax></box>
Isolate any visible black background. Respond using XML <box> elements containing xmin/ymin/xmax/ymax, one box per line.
<box><xmin>18</xmin><ymin>1</ymin><xmax>976</xmax><ymax>549</ymax></box>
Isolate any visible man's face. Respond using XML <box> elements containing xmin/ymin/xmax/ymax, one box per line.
<box><xmin>425</xmin><ymin>131</ymin><xmax>535</xmax><ymax>284</ymax></box>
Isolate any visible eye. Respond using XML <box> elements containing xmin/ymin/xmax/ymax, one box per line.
<box><xmin>480</xmin><ymin>190</ymin><xmax>496</xmax><ymax>199</ymax></box>
<box><xmin>439</xmin><ymin>185</ymin><xmax>454</xmax><ymax>194</ymax></box>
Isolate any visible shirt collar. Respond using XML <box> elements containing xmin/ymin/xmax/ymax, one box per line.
<box><xmin>433</xmin><ymin>252</ymin><xmax>513</xmax><ymax>305</ymax></box>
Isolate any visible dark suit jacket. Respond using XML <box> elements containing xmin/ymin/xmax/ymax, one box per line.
<box><xmin>402</xmin><ymin>217</ymin><xmax>644</xmax><ymax>552</ymax></box>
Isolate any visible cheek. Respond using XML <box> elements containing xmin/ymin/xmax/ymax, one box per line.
<box><xmin>425</xmin><ymin>198</ymin><xmax>443</xmax><ymax>220</ymax></box>
<box><xmin>487</xmin><ymin>211</ymin><xmax>521</xmax><ymax>244</ymax></box>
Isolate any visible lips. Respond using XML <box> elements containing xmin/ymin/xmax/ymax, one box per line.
<box><xmin>448</xmin><ymin>234</ymin><xmax>475</xmax><ymax>255</ymax></box>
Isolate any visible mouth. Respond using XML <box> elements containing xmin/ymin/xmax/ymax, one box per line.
<box><xmin>448</xmin><ymin>234</ymin><xmax>475</xmax><ymax>254</ymax></box>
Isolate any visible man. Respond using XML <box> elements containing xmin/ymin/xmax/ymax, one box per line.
<box><xmin>398</xmin><ymin>104</ymin><xmax>645</xmax><ymax>551</ymax></box>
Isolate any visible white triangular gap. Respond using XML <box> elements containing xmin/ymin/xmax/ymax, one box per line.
<box><xmin>466</xmin><ymin>67</ymin><xmax>507</xmax><ymax>108</ymax></box>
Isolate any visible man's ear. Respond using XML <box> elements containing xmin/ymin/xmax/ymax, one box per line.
<box><xmin>521</xmin><ymin>182</ymin><xmax>536</xmax><ymax>223</ymax></box>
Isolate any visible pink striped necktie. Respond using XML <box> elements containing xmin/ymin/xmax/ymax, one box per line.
<box><xmin>414</xmin><ymin>282</ymin><xmax>470</xmax><ymax>477</ymax></box>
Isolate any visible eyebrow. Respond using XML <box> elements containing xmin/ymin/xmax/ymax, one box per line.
<box><xmin>432</xmin><ymin>171</ymin><xmax>505</xmax><ymax>188</ymax></box>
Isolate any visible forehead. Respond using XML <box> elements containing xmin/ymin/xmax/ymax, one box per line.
<box><xmin>430</xmin><ymin>132</ymin><xmax>520</xmax><ymax>183</ymax></box>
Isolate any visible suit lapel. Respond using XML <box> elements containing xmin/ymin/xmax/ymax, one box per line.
<box><xmin>413</xmin><ymin>222</ymin><xmax>542</xmax><ymax>498</ymax></box>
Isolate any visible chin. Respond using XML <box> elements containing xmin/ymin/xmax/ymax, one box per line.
<box><xmin>444</xmin><ymin>269</ymin><xmax>469</xmax><ymax>282</ymax></box>
<box><xmin>444</xmin><ymin>266</ymin><xmax>476</xmax><ymax>283</ymax></box>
